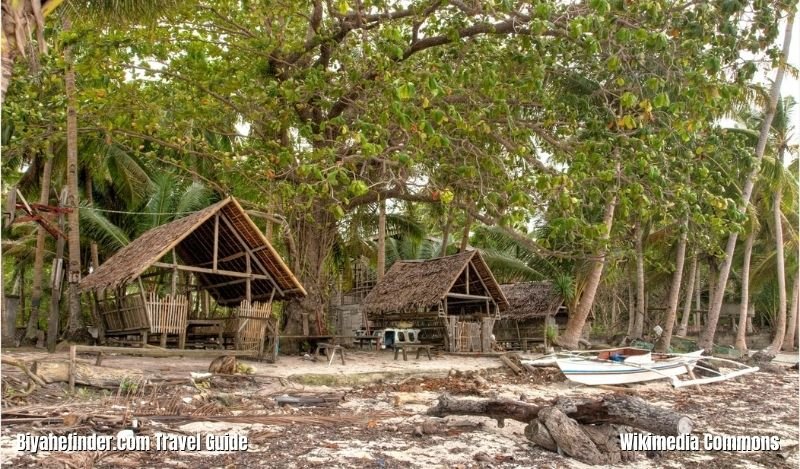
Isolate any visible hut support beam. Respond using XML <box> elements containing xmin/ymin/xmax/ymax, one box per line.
<box><xmin>152</xmin><ymin>262</ymin><xmax>272</xmax><ymax>280</ymax></box>
<box><xmin>201</xmin><ymin>278</ymin><xmax>249</xmax><ymax>290</ymax></box>
<box><xmin>246</xmin><ymin>254</ymin><xmax>252</xmax><ymax>303</ymax></box>
<box><xmin>136</xmin><ymin>277</ymin><xmax>150</xmax><ymax>347</ymax></box>
<box><xmin>218</xmin><ymin>214</ymin><xmax>285</xmax><ymax>297</ymax></box>
<box><xmin>196</xmin><ymin>248</ymin><xmax>268</xmax><ymax>268</ymax></box>
<box><xmin>212</xmin><ymin>213</ymin><xmax>219</xmax><ymax>272</ymax></box>
<box><xmin>469</xmin><ymin>263</ymin><xmax>495</xmax><ymax>305</ymax></box>
<box><xmin>447</xmin><ymin>293</ymin><xmax>491</xmax><ymax>301</ymax></box>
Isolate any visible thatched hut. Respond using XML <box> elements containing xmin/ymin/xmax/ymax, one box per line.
<box><xmin>362</xmin><ymin>250</ymin><xmax>508</xmax><ymax>352</ymax></box>
<box><xmin>80</xmin><ymin>197</ymin><xmax>305</xmax><ymax>356</ymax></box>
<box><xmin>495</xmin><ymin>281</ymin><xmax>567</xmax><ymax>349</ymax></box>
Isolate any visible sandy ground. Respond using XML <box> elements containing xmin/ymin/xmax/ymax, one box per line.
<box><xmin>1</xmin><ymin>347</ymin><xmax>798</xmax><ymax>468</ymax></box>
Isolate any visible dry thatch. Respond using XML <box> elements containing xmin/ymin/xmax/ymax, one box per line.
<box><xmin>362</xmin><ymin>250</ymin><xmax>508</xmax><ymax>316</ymax></box>
<box><xmin>499</xmin><ymin>282</ymin><xmax>564</xmax><ymax>320</ymax></box>
<box><xmin>80</xmin><ymin>197</ymin><xmax>306</xmax><ymax>304</ymax></box>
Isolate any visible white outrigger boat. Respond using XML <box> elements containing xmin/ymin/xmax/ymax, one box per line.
<box><xmin>524</xmin><ymin>347</ymin><xmax>759</xmax><ymax>388</ymax></box>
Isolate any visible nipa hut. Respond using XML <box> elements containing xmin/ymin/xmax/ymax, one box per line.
<box><xmin>362</xmin><ymin>250</ymin><xmax>508</xmax><ymax>352</ymax></box>
<box><xmin>496</xmin><ymin>281</ymin><xmax>567</xmax><ymax>349</ymax></box>
<box><xmin>80</xmin><ymin>197</ymin><xmax>306</xmax><ymax>357</ymax></box>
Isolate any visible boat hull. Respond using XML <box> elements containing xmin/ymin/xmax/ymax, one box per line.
<box><xmin>556</xmin><ymin>351</ymin><xmax>703</xmax><ymax>386</ymax></box>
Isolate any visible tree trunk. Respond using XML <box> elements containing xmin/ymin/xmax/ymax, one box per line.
<box><xmin>677</xmin><ymin>253</ymin><xmax>697</xmax><ymax>337</ymax></box>
<box><xmin>25</xmin><ymin>154</ymin><xmax>54</xmax><ymax>343</ymax></box>
<box><xmin>377</xmin><ymin>199</ymin><xmax>386</xmax><ymax>281</ymax></box>
<box><xmin>48</xmin><ymin>189</ymin><xmax>67</xmax><ymax>353</ymax></box>
<box><xmin>767</xmin><ymin>174</ymin><xmax>787</xmax><ymax>353</ymax></box>
<box><xmin>86</xmin><ymin>177</ymin><xmax>100</xmax><ymax>271</ymax></box>
<box><xmin>282</xmin><ymin>206</ymin><xmax>337</xmax><ymax>347</ymax></box>
<box><xmin>32</xmin><ymin>360</ymin><xmax>144</xmax><ymax>388</ymax></box>
<box><xmin>538</xmin><ymin>406</ymin><xmax>608</xmax><ymax>465</ymax></box>
<box><xmin>610</xmin><ymin>285</ymin><xmax>618</xmax><ymax>330</ymax></box>
<box><xmin>626</xmin><ymin>279</ymin><xmax>635</xmax><ymax>336</ymax></box>
<box><xmin>735</xmin><ymin>230</ymin><xmax>755</xmax><ymax>352</ymax></box>
<box><xmin>655</xmin><ymin>215</ymin><xmax>688</xmax><ymax>352</ymax></box>
<box><xmin>559</xmin><ymin>191</ymin><xmax>617</xmax><ymax>349</ymax></box>
<box><xmin>699</xmin><ymin>12</ymin><xmax>794</xmax><ymax>351</ymax></box>
<box><xmin>783</xmin><ymin>276</ymin><xmax>799</xmax><ymax>351</ymax></box>
<box><xmin>1</xmin><ymin>33</ymin><xmax>14</xmax><ymax>104</ymax></box>
<box><xmin>63</xmin><ymin>17</ymin><xmax>86</xmax><ymax>341</ymax></box>
<box><xmin>439</xmin><ymin>205</ymin><xmax>453</xmax><ymax>257</ymax></box>
<box><xmin>459</xmin><ymin>210</ymin><xmax>471</xmax><ymax>252</ymax></box>
<box><xmin>632</xmin><ymin>221</ymin><xmax>645</xmax><ymax>339</ymax></box>
<box><xmin>427</xmin><ymin>394</ymin><xmax>692</xmax><ymax>436</ymax></box>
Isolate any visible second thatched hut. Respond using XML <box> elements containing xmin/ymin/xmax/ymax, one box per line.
<box><xmin>362</xmin><ymin>250</ymin><xmax>508</xmax><ymax>352</ymax></box>
<box><xmin>495</xmin><ymin>281</ymin><xmax>567</xmax><ymax>350</ymax></box>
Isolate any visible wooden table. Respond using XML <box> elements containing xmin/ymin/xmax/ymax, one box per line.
<box><xmin>314</xmin><ymin>343</ymin><xmax>346</xmax><ymax>365</ymax></box>
<box><xmin>393</xmin><ymin>345</ymin><xmax>433</xmax><ymax>361</ymax></box>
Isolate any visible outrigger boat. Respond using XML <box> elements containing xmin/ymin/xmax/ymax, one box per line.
<box><xmin>524</xmin><ymin>347</ymin><xmax>759</xmax><ymax>388</ymax></box>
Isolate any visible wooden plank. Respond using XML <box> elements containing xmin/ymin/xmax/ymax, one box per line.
<box><xmin>446</xmin><ymin>292</ymin><xmax>490</xmax><ymax>300</ymax></box>
<box><xmin>152</xmin><ymin>262</ymin><xmax>271</xmax><ymax>279</ymax></box>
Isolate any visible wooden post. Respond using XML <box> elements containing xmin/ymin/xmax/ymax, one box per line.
<box><xmin>481</xmin><ymin>317</ymin><xmax>492</xmax><ymax>352</ymax></box>
<box><xmin>68</xmin><ymin>345</ymin><xmax>76</xmax><ymax>393</ymax></box>
<box><xmin>137</xmin><ymin>277</ymin><xmax>150</xmax><ymax>347</ymax></box>
<box><xmin>466</xmin><ymin>266</ymin><xmax>470</xmax><ymax>295</ymax></box>
<box><xmin>448</xmin><ymin>316</ymin><xmax>457</xmax><ymax>352</ymax></box>
<box><xmin>245</xmin><ymin>254</ymin><xmax>252</xmax><ymax>303</ymax></box>
<box><xmin>91</xmin><ymin>290</ymin><xmax>106</xmax><ymax>345</ymax></box>
<box><xmin>212</xmin><ymin>213</ymin><xmax>219</xmax><ymax>272</ymax></box>
<box><xmin>171</xmin><ymin>249</ymin><xmax>178</xmax><ymax>297</ymax></box>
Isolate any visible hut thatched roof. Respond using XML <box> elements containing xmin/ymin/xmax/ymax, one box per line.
<box><xmin>80</xmin><ymin>197</ymin><xmax>306</xmax><ymax>303</ymax></box>
<box><xmin>361</xmin><ymin>250</ymin><xmax>508</xmax><ymax>315</ymax></box>
<box><xmin>499</xmin><ymin>282</ymin><xmax>564</xmax><ymax>319</ymax></box>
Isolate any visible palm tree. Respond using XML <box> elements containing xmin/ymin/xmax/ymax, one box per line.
<box><xmin>1</xmin><ymin>0</ymin><xmax>174</xmax><ymax>103</ymax></box>
<box><xmin>699</xmin><ymin>12</ymin><xmax>794</xmax><ymax>351</ymax></box>
<box><xmin>721</xmin><ymin>96</ymin><xmax>797</xmax><ymax>353</ymax></box>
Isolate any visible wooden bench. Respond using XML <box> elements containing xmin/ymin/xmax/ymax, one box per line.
<box><xmin>314</xmin><ymin>343</ymin><xmax>346</xmax><ymax>366</ymax></box>
<box><xmin>393</xmin><ymin>345</ymin><xmax>433</xmax><ymax>361</ymax></box>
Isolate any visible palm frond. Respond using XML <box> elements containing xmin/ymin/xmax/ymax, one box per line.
<box><xmin>175</xmin><ymin>182</ymin><xmax>214</xmax><ymax>217</ymax></box>
<box><xmin>480</xmin><ymin>249</ymin><xmax>545</xmax><ymax>283</ymax></box>
<box><xmin>79</xmin><ymin>204</ymin><xmax>131</xmax><ymax>251</ymax></box>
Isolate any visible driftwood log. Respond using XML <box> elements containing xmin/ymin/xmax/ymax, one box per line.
<box><xmin>32</xmin><ymin>360</ymin><xmax>144</xmax><ymax>388</ymax></box>
<box><xmin>428</xmin><ymin>394</ymin><xmax>691</xmax><ymax>436</ymax></box>
<box><xmin>428</xmin><ymin>394</ymin><xmax>692</xmax><ymax>465</ymax></box>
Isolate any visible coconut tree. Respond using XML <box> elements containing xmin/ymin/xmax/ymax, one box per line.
<box><xmin>723</xmin><ymin>95</ymin><xmax>797</xmax><ymax>353</ymax></box>
<box><xmin>1</xmin><ymin>0</ymin><xmax>175</xmax><ymax>103</ymax></box>
<box><xmin>699</xmin><ymin>11</ymin><xmax>795</xmax><ymax>351</ymax></box>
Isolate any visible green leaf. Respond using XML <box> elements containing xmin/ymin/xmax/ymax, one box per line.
<box><xmin>620</xmin><ymin>92</ymin><xmax>638</xmax><ymax>108</ymax></box>
<box><xmin>653</xmin><ymin>92</ymin><xmax>670</xmax><ymax>108</ymax></box>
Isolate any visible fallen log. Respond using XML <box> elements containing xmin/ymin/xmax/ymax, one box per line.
<box><xmin>564</xmin><ymin>395</ymin><xmax>693</xmax><ymax>436</ymax></box>
<box><xmin>428</xmin><ymin>394</ymin><xmax>543</xmax><ymax>427</ymax></box>
<box><xmin>427</xmin><ymin>394</ymin><xmax>692</xmax><ymax>435</ymax></box>
<box><xmin>539</xmin><ymin>406</ymin><xmax>608</xmax><ymax>465</ymax></box>
<box><xmin>32</xmin><ymin>360</ymin><xmax>144</xmax><ymax>389</ymax></box>
<box><xmin>499</xmin><ymin>354</ymin><xmax>523</xmax><ymax>375</ymax></box>
<box><xmin>524</xmin><ymin>420</ymin><xmax>558</xmax><ymax>452</ymax></box>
